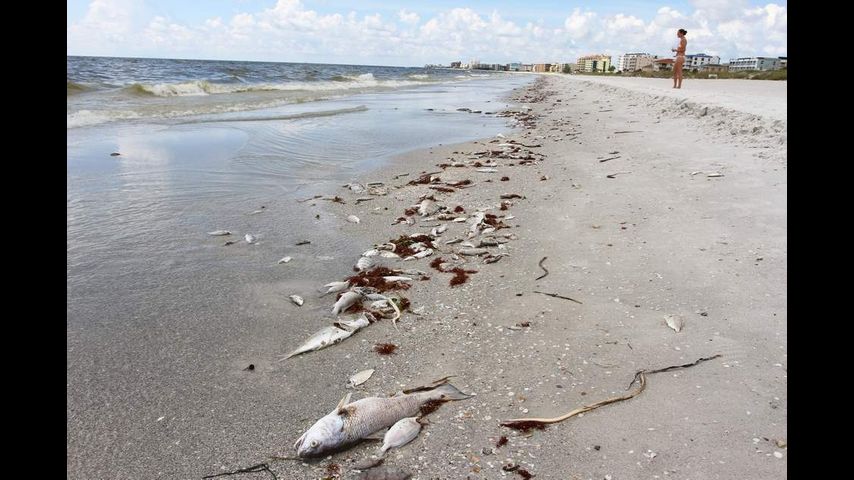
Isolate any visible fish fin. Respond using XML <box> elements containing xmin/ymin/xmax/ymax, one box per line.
<box><xmin>401</xmin><ymin>375</ymin><xmax>456</xmax><ymax>394</ymax></box>
<box><xmin>363</xmin><ymin>428</ymin><xmax>388</xmax><ymax>441</ymax></box>
<box><xmin>432</xmin><ymin>383</ymin><xmax>472</xmax><ymax>401</ymax></box>
<box><xmin>334</xmin><ymin>392</ymin><xmax>352</xmax><ymax>412</ymax></box>
<box><xmin>293</xmin><ymin>431</ymin><xmax>307</xmax><ymax>451</ymax></box>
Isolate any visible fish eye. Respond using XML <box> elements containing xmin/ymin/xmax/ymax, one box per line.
<box><xmin>309</xmin><ymin>440</ymin><xmax>319</xmax><ymax>448</ymax></box>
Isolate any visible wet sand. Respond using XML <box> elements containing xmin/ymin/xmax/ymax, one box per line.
<box><xmin>68</xmin><ymin>75</ymin><xmax>786</xmax><ymax>479</ymax></box>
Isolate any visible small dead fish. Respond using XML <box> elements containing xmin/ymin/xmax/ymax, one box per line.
<box><xmin>284</xmin><ymin>326</ymin><xmax>353</xmax><ymax>359</ymax></box>
<box><xmin>207</xmin><ymin>230</ymin><xmax>231</xmax><ymax>236</ymax></box>
<box><xmin>294</xmin><ymin>380</ymin><xmax>471</xmax><ymax>457</ymax></box>
<box><xmin>452</xmin><ymin>217</ymin><xmax>467</xmax><ymax>223</ymax></box>
<box><xmin>504</xmin><ymin>215</ymin><xmax>515</xmax><ymax>220</ymax></box>
<box><xmin>707</xmin><ymin>172</ymin><xmax>724</xmax><ymax>178</ymax></box>
<box><xmin>244</xmin><ymin>234</ymin><xmax>257</xmax><ymax>244</ymax></box>
<box><xmin>459</xmin><ymin>248</ymin><xmax>489</xmax><ymax>256</ymax></box>
<box><xmin>380</xmin><ymin>417</ymin><xmax>422</xmax><ymax>454</ymax></box>
<box><xmin>418</xmin><ymin>199</ymin><xmax>436</xmax><ymax>216</ymax></box>
<box><xmin>363</xmin><ymin>249</ymin><xmax>380</xmax><ymax>257</ymax></box>
<box><xmin>323</xmin><ymin>281</ymin><xmax>350</xmax><ymax>296</ymax></box>
<box><xmin>404</xmin><ymin>249</ymin><xmax>433</xmax><ymax>260</ymax></box>
<box><xmin>476</xmin><ymin>168</ymin><xmax>498</xmax><ymax>173</ymax></box>
<box><xmin>332</xmin><ymin>291</ymin><xmax>363</xmax><ymax>315</ymax></box>
<box><xmin>348</xmin><ymin>215</ymin><xmax>361</xmax><ymax>224</ymax></box>
<box><xmin>347</xmin><ymin>369</ymin><xmax>375</xmax><ymax>388</ymax></box>
<box><xmin>481</xmin><ymin>227</ymin><xmax>497</xmax><ymax>235</ymax></box>
<box><xmin>382</xmin><ymin>276</ymin><xmax>413</xmax><ymax>283</ymax></box>
<box><xmin>379</xmin><ymin>251</ymin><xmax>401</xmax><ymax>259</ymax></box>
<box><xmin>445</xmin><ymin>238</ymin><xmax>463</xmax><ymax>245</ymax></box>
<box><xmin>289</xmin><ymin>295</ymin><xmax>304</xmax><ymax>306</ymax></box>
<box><xmin>277</xmin><ymin>256</ymin><xmax>293</xmax><ymax>264</ymax></box>
<box><xmin>431</xmin><ymin>224</ymin><xmax>448</xmax><ymax>237</ymax></box>
<box><xmin>249</xmin><ymin>209</ymin><xmax>265</xmax><ymax>215</ymax></box>
<box><xmin>356</xmin><ymin>256</ymin><xmax>375</xmax><ymax>271</ymax></box>
<box><xmin>335</xmin><ymin>313</ymin><xmax>371</xmax><ymax>331</ymax></box>
<box><xmin>664</xmin><ymin>314</ymin><xmax>684</xmax><ymax>333</ymax></box>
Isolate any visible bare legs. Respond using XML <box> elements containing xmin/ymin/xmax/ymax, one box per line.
<box><xmin>673</xmin><ymin>59</ymin><xmax>684</xmax><ymax>88</ymax></box>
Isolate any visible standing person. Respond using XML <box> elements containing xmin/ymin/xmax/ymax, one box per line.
<box><xmin>672</xmin><ymin>29</ymin><xmax>687</xmax><ymax>88</ymax></box>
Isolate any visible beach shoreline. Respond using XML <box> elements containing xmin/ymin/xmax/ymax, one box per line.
<box><xmin>68</xmin><ymin>75</ymin><xmax>786</xmax><ymax>479</ymax></box>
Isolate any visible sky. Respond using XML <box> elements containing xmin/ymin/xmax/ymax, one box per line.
<box><xmin>67</xmin><ymin>0</ymin><xmax>787</xmax><ymax>66</ymax></box>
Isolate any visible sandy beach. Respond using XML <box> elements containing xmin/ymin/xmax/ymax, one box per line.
<box><xmin>67</xmin><ymin>74</ymin><xmax>786</xmax><ymax>479</ymax></box>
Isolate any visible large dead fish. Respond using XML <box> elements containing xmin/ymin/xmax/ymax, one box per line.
<box><xmin>294</xmin><ymin>380</ymin><xmax>471</xmax><ymax>457</ymax></box>
<box><xmin>283</xmin><ymin>314</ymin><xmax>371</xmax><ymax>359</ymax></box>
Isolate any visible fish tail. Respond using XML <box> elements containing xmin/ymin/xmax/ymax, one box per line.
<box><xmin>432</xmin><ymin>383</ymin><xmax>472</xmax><ymax>401</ymax></box>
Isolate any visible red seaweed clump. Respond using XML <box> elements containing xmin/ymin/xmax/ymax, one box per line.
<box><xmin>347</xmin><ymin>267</ymin><xmax>412</xmax><ymax>292</ymax></box>
<box><xmin>374</xmin><ymin>343</ymin><xmax>398</xmax><ymax>355</ymax></box>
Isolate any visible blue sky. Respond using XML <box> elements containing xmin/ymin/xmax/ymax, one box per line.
<box><xmin>67</xmin><ymin>1</ymin><xmax>787</xmax><ymax>66</ymax></box>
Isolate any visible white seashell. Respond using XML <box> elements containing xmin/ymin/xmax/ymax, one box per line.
<box><xmin>347</xmin><ymin>369</ymin><xmax>375</xmax><ymax>388</ymax></box>
<box><xmin>277</xmin><ymin>256</ymin><xmax>293</xmax><ymax>264</ymax></box>
<box><xmin>289</xmin><ymin>295</ymin><xmax>304</xmax><ymax>306</ymax></box>
<box><xmin>347</xmin><ymin>215</ymin><xmax>361</xmax><ymax>224</ymax></box>
<box><xmin>664</xmin><ymin>314</ymin><xmax>684</xmax><ymax>333</ymax></box>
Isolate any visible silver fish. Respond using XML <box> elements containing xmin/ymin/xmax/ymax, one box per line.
<box><xmin>347</xmin><ymin>215</ymin><xmax>361</xmax><ymax>224</ymax></box>
<box><xmin>284</xmin><ymin>326</ymin><xmax>353</xmax><ymax>359</ymax></box>
<box><xmin>379</xmin><ymin>251</ymin><xmax>400</xmax><ymax>259</ymax></box>
<box><xmin>294</xmin><ymin>381</ymin><xmax>471</xmax><ymax>457</ymax></box>
<box><xmin>207</xmin><ymin>230</ymin><xmax>231</xmax><ymax>236</ymax></box>
<box><xmin>356</xmin><ymin>256</ymin><xmax>375</xmax><ymax>271</ymax></box>
<box><xmin>476</xmin><ymin>168</ymin><xmax>498</xmax><ymax>173</ymax></box>
<box><xmin>404</xmin><ymin>249</ymin><xmax>433</xmax><ymax>260</ymax></box>
<box><xmin>244</xmin><ymin>234</ymin><xmax>257</xmax><ymax>244</ymax></box>
<box><xmin>382</xmin><ymin>276</ymin><xmax>413</xmax><ymax>283</ymax></box>
<box><xmin>459</xmin><ymin>248</ymin><xmax>489</xmax><ymax>256</ymax></box>
<box><xmin>332</xmin><ymin>291</ymin><xmax>363</xmax><ymax>315</ymax></box>
<box><xmin>380</xmin><ymin>417</ymin><xmax>422</xmax><ymax>454</ymax></box>
<box><xmin>335</xmin><ymin>313</ymin><xmax>371</xmax><ymax>331</ymax></box>
<box><xmin>323</xmin><ymin>281</ymin><xmax>350</xmax><ymax>296</ymax></box>
<box><xmin>289</xmin><ymin>295</ymin><xmax>304</xmax><ymax>306</ymax></box>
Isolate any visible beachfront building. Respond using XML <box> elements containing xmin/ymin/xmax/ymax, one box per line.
<box><xmin>521</xmin><ymin>64</ymin><xmax>533</xmax><ymax>72</ymax></box>
<box><xmin>508</xmin><ymin>62</ymin><xmax>522</xmax><ymax>71</ymax></box>
<box><xmin>577</xmin><ymin>54</ymin><xmax>612</xmax><ymax>72</ymax></box>
<box><xmin>728</xmin><ymin>57</ymin><xmax>782</xmax><ymax>71</ymax></box>
<box><xmin>700</xmin><ymin>64</ymin><xmax>728</xmax><ymax>73</ymax></box>
<box><xmin>684</xmin><ymin>54</ymin><xmax>721</xmax><ymax>70</ymax></box>
<box><xmin>617</xmin><ymin>53</ymin><xmax>655</xmax><ymax>72</ymax></box>
<box><xmin>647</xmin><ymin>58</ymin><xmax>674</xmax><ymax>71</ymax></box>
<box><xmin>532</xmin><ymin>63</ymin><xmax>552</xmax><ymax>73</ymax></box>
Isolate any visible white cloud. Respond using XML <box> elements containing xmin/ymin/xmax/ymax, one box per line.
<box><xmin>67</xmin><ymin>0</ymin><xmax>787</xmax><ymax>65</ymax></box>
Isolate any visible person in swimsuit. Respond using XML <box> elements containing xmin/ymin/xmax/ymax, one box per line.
<box><xmin>672</xmin><ymin>28</ymin><xmax>687</xmax><ymax>88</ymax></box>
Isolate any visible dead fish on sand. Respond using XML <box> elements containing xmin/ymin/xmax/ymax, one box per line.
<box><xmin>356</xmin><ymin>256</ymin><xmax>375</xmax><ymax>271</ymax></box>
<box><xmin>418</xmin><ymin>199</ymin><xmax>436</xmax><ymax>217</ymax></box>
<box><xmin>380</xmin><ymin>417</ymin><xmax>423</xmax><ymax>455</ymax></box>
<box><xmin>404</xmin><ymin>249</ymin><xmax>433</xmax><ymax>261</ymax></box>
<box><xmin>293</xmin><ymin>379</ymin><xmax>471</xmax><ymax>457</ymax></box>
<box><xmin>332</xmin><ymin>291</ymin><xmax>364</xmax><ymax>315</ymax></box>
<box><xmin>476</xmin><ymin>168</ymin><xmax>498</xmax><ymax>173</ymax></box>
<box><xmin>459</xmin><ymin>248</ymin><xmax>490</xmax><ymax>256</ymax></box>
<box><xmin>207</xmin><ymin>230</ymin><xmax>231</xmax><ymax>236</ymax></box>
<box><xmin>283</xmin><ymin>315</ymin><xmax>371</xmax><ymax>359</ymax></box>
<box><xmin>322</xmin><ymin>281</ymin><xmax>350</xmax><ymax>296</ymax></box>
<box><xmin>277</xmin><ymin>256</ymin><xmax>293</xmax><ymax>264</ymax></box>
<box><xmin>289</xmin><ymin>295</ymin><xmax>304</xmax><ymax>306</ymax></box>
<box><xmin>348</xmin><ymin>215</ymin><xmax>361</xmax><ymax>224</ymax></box>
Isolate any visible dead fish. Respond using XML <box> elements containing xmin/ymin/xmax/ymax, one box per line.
<box><xmin>294</xmin><ymin>380</ymin><xmax>471</xmax><ymax>457</ymax></box>
<box><xmin>431</xmin><ymin>224</ymin><xmax>448</xmax><ymax>237</ymax></box>
<box><xmin>363</xmin><ymin>249</ymin><xmax>380</xmax><ymax>257</ymax></box>
<box><xmin>348</xmin><ymin>215</ymin><xmax>361</xmax><ymax>224</ymax></box>
<box><xmin>277</xmin><ymin>256</ymin><xmax>293</xmax><ymax>264</ymax></box>
<box><xmin>483</xmin><ymin>253</ymin><xmax>509</xmax><ymax>264</ymax></box>
<box><xmin>418</xmin><ymin>199</ymin><xmax>436</xmax><ymax>216</ymax></box>
<box><xmin>244</xmin><ymin>234</ymin><xmax>257</xmax><ymax>244</ymax></box>
<box><xmin>707</xmin><ymin>172</ymin><xmax>724</xmax><ymax>178</ymax></box>
<box><xmin>289</xmin><ymin>295</ymin><xmax>304</xmax><ymax>306</ymax></box>
<box><xmin>380</xmin><ymin>417</ymin><xmax>422</xmax><ymax>454</ymax></box>
<box><xmin>445</xmin><ymin>238</ymin><xmax>463</xmax><ymax>245</ymax></box>
<box><xmin>347</xmin><ymin>369</ymin><xmax>375</xmax><ymax>389</ymax></box>
<box><xmin>504</xmin><ymin>215</ymin><xmax>515</xmax><ymax>220</ymax></box>
<box><xmin>476</xmin><ymin>168</ymin><xmax>498</xmax><ymax>173</ymax></box>
<box><xmin>284</xmin><ymin>326</ymin><xmax>353</xmax><ymax>359</ymax></box>
<box><xmin>332</xmin><ymin>291</ymin><xmax>363</xmax><ymax>315</ymax></box>
<box><xmin>459</xmin><ymin>248</ymin><xmax>489</xmax><ymax>256</ymax></box>
<box><xmin>664</xmin><ymin>314</ymin><xmax>684</xmax><ymax>333</ymax></box>
<box><xmin>379</xmin><ymin>251</ymin><xmax>401</xmax><ymax>259</ymax></box>
<box><xmin>404</xmin><ymin>249</ymin><xmax>433</xmax><ymax>260</ymax></box>
<box><xmin>249</xmin><ymin>209</ymin><xmax>265</xmax><ymax>215</ymax></box>
<box><xmin>452</xmin><ymin>217</ymin><xmax>467</xmax><ymax>223</ymax></box>
<box><xmin>356</xmin><ymin>256</ymin><xmax>375</xmax><ymax>271</ymax></box>
<box><xmin>323</xmin><ymin>281</ymin><xmax>350</xmax><ymax>296</ymax></box>
<box><xmin>382</xmin><ymin>276</ymin><xmax>413</xmax><ymax>283</ymax></box>
<box><xmin>335</xmin><ymin>313</ymin><xmax>371</xmax><ymax>331</ymax></box>
<box><xmin>207</xmin><ymin>230</ymin><xmax>231</xmax><ymax>236</ymax></box>
<box><xmin>481</xmin><ymin>227</ymin><xmax>497</xmax><ymax>235</ymax></box>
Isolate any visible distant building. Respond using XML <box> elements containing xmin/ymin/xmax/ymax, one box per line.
<box><xmin>577</xmin><ymin>54</ymin><xmax>612</xmax><ymax>72</ymax></box>
<box><xmin>521</xmin><ymin>64</ymin><xmax>533</xmax><ymax>72</ymax></box>
<box><xmin>728</xmin><ymin>57</ymin><xmax>782</xmax><ymax>71</ymax></box>
<box><xmin>450</xmin><ymin>61</ymin><xmax>462</xmax><ymax>68</ymax></box>
<box><xmin>647</xmin><ymin>58</ymin><xmax>674</xmax><ymax>71</ymax></box>
<box><xmin>532</xmin><ymin>63</ymin><xmax>552</xmax><ymax>73</ymax></box>
<box><xmin>684</xmin><ymin>53</ymin><xmax>721</xmax><ymax>70</ymax></box>
<box><xmin>508</xmin><ymin>62</ymin><xmax>522</xmax><ymax>71</ymax></box>
<box><xmin>700</xmin><ymin>64</ymin><xmax>728</xmax><ymax>73</ymax></box>
<box><xmin>778</xmin><ymin>56</ymin><xmax>787</xmax><ymax>68</ymax></box>
<box><xmin>617</xmin><ymin>53</ymin><xmax>655</xmax><ymax>72</ymax></box>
